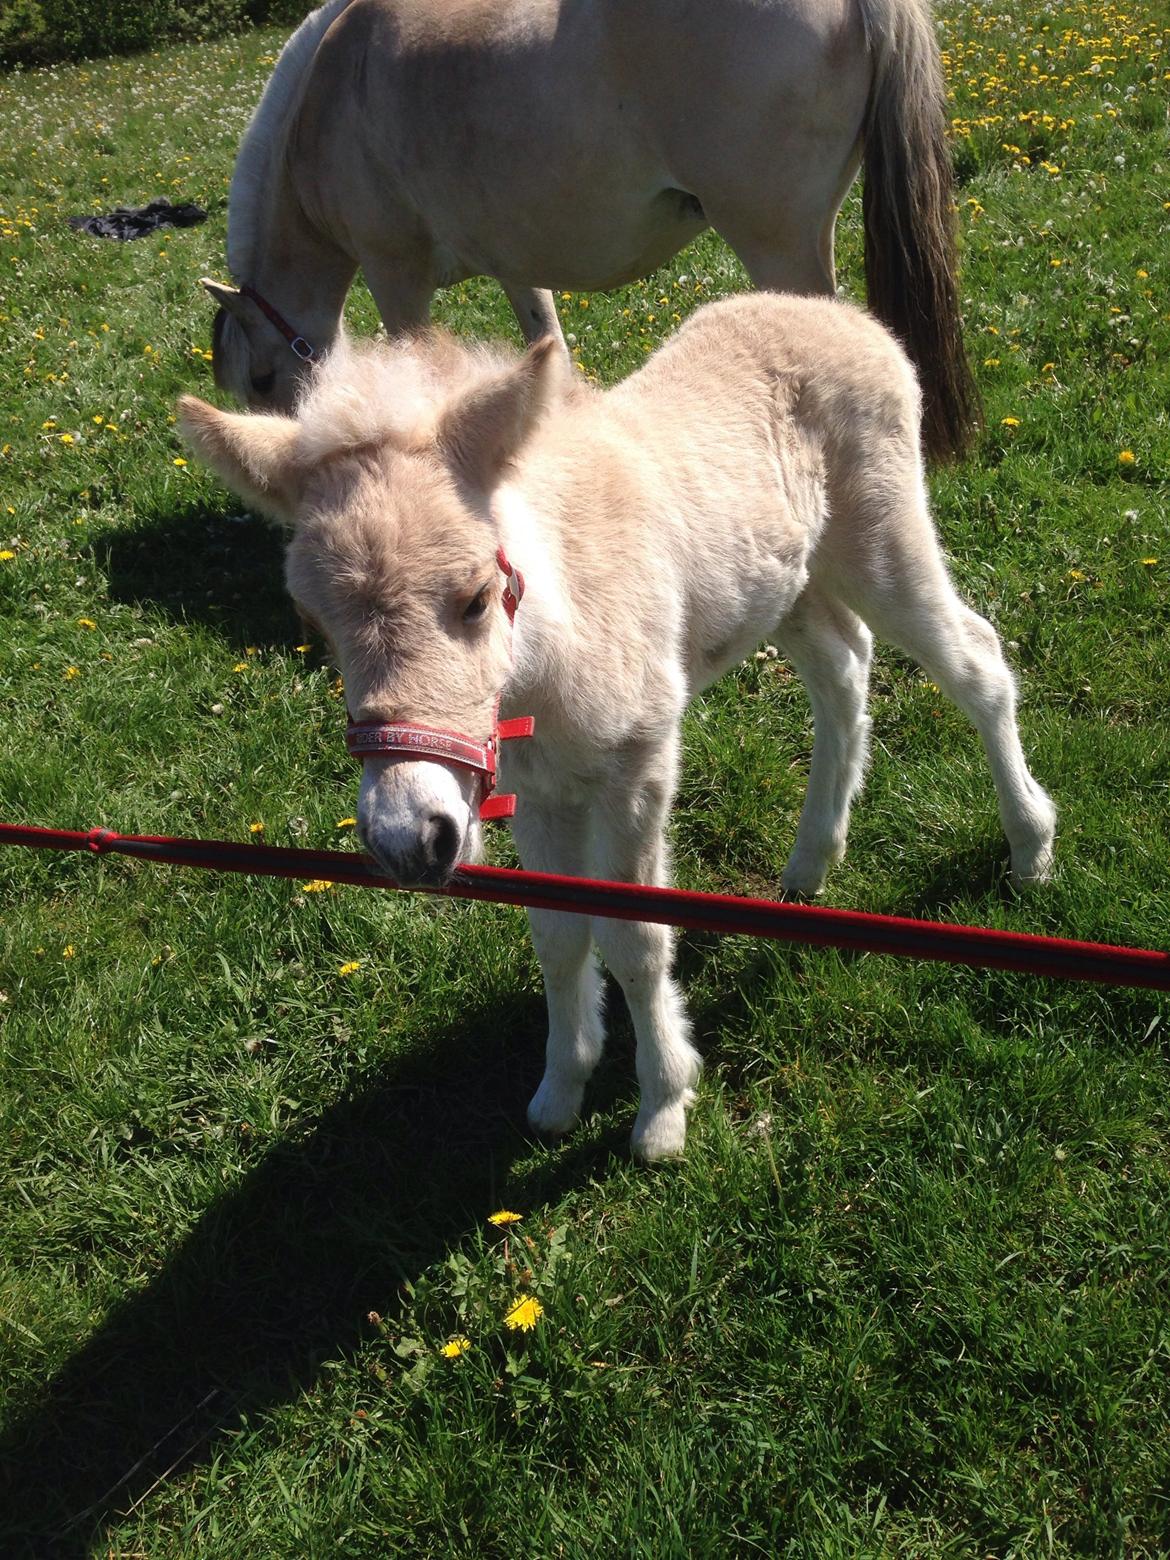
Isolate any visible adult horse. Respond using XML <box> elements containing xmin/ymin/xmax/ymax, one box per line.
<box><xmin>203</xmin><ymin>0</ymin><xmax>980</xmax><ymax>460</ymax></box>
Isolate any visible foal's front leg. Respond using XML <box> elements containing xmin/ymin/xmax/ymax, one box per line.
<box><xmin>590</xmin><ymin>739</ymin><xmax>702</xmax><ymax>1161</ymax></box>
<box><xmin>510</xmin><ymin>796</ymin><xmax>606</xmax><ymax>1139</ymax></box>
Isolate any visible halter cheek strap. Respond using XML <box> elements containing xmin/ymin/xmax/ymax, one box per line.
<box><xmin>239</xmin><ymin>284</ymin><xmax>317</xmax><ymax>363</ymax></box>
<box><xmin>345</xmin><ymin>548</ymin><xmax>534</xmax><ymax>821</ymax></box>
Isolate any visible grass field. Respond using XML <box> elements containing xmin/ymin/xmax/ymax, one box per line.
<box><xmin>1</xmin><ymin>4</ymin><xmax>1168</xmax><ymax>1554</ymax></box>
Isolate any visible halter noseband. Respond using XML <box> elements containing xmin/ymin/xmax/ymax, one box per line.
<box><xmin>345</xmin><ymin>547</ymin><xmax>534</xmax><ymax>822</ymax></box>
<box><xmin>239</xmin><ymin>284</ymin><xmax>317</xmax><ymax>363</ymax></box>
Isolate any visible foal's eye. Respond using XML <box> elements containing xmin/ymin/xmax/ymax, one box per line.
<box><xmin>250</xmin><ymin>371</ymin><xmax>276</xmax><ymax>398</ymax></box>
<box><xmin>462</xmin><ymin>586</ymin><xmax>491</xmax><ymax>624</ymax></box>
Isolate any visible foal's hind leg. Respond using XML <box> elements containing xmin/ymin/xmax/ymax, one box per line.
<box><xmin>511</xmin><ymin>797</ymin><xmax>606</xmax><ymax>1139</ymax></box>
<box><xmin>832</xmin><ymin>492</ymin><xmax>1057</xmax><ymax>883</ymax></box>
<box><xmin>589</xmin><ymin>735</ymin><xmax>702</xmax><ymax>1161</ymax></box>
<box><xmin>774</xmin><ymin>587</ymin><xmax>874</xmax><ymax>897</ymax></box>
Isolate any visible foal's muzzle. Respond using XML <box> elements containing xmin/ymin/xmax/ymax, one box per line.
<box><xmin>344</xmin><ymin>547</ymin><xmax>533</xmax><ymax>885</ymax></box>
<box><xmin>355</xmin><ymin>756</ymin><xmax>476</xmax><ymax>888</ymax></box>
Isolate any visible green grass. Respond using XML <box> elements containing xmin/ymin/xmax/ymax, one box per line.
<box><xmin>1</xmin><ymin>7</ymin><xmax>1168</xmax><ymax>1555</ymax></box>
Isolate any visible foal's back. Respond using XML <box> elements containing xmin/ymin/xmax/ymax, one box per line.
<box><xmin>538</xmin><ymin>292</ymin><xmax>923</xmax><ymax>604</ymax></box>
<box><xmin>615</xmin><ymin>291</ymin><xmax>921</xmax><ymax>463</ymax></box>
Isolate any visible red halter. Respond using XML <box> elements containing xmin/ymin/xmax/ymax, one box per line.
<box><xmin>345</xmin><ymin>547</ymin><xmax>534</xmax><ymax>821</ymax></box>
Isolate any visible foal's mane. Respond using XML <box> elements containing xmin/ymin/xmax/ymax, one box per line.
<box><xmin>295</xmin><ymin>332</ymin><xmax>518</xmax><ymax>464</ymax></box>
<box><xmin>227</xmin><ymin>0</ymin><xmax>354</xmax><ymax>281</ymax></box>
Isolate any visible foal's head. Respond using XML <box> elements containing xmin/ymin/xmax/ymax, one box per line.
<box><xmin>179</xmin><ymin>332</ymin><xmax>563</xmax><ymax>884</ymax></box>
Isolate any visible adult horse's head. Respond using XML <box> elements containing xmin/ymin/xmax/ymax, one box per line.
<box><xmin>201</xmin><ymin>278</ymin><xmax>320</xmax><ymax>413</ymax></box>
<box><xmin>178</xmin><ymin>332</ymin><xmax>562</xmax><ymax>885</ymax></box>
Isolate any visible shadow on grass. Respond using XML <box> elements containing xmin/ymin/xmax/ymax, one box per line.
<box><xmin>98</xmin><ymin>501</ymin><xmax>299</xmax><ymax>652</ymax></box>
<box><xmin>0</xmin><ymin>991</ymin><xmax>632</xmax><ymax>1558</ymax></box>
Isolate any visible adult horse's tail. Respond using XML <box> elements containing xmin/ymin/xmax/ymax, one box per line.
<box><xmin>859</xmin><ymin>0</ymin><xmax>981</xmax><ymax>461</ymax></box>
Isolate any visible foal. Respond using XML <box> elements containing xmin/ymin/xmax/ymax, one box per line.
<box><xmin>179</xmin><ymin>293</ymin><xmax>1056</xmax><ymax>1159</ymax></box>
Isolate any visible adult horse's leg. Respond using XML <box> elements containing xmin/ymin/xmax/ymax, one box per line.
<box><xmin>774</xmin><ymin>587</ymin><xmax>874</xmax><ymax>897</ymax></box>
<box><xmin>501</xmin><ymin>284</ymin><xmax>568</xmax><ymax>351</ymax></box>
<box><xmin>512</xmin><ymin>796</ymin><xmax>607</xmax><ymax>1139</ymax></box>
<box><xmin>360</xmin><ymin>256</ymin><xmax>439</xmax><ymax>338</ymax></box>
<box><xmin>707</xmin><ymin>147</ymin><xmax>859</xmax><ymax>303</ymax></box>
<box><xmin>588</xmin><ymin>736</ymin><xmax>702</xmax><ymax>1161</ymax></box>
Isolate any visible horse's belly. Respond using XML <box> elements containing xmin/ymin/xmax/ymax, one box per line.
<box><xmin>435</xmin><ymin>181</ymin><xmax>708</xmax><ymax>294</ymax></box>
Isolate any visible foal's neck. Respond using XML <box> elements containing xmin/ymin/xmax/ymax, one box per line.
<box><xmin>492</xmin><ymin>479</ymin><xmax>569</xmax><ymax>707</ymax></box>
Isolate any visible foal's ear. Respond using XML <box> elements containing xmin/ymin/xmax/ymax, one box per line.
<box><xmin>177</xmin><ymin>395</ymin><xmax>302</xmax><ymax>523</ymax></box>
<box><xmin>438</xmin><ymin>336</ymin><xmax>564</xmax><ymax>486</ymax></box>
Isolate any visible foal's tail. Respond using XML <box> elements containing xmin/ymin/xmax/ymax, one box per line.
<box><xmin>858</xmin><ymin>0</ymin><xmax>981</xmax><ymax>462</ymax></box>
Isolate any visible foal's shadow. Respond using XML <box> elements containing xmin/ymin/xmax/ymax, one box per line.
<box><xmin>0</xmin><ymin>993</ymin><xmax>630</xmax><ymax>1557</ymax></box>
<box><xmin>98</xmin><ymin>502</ymin><xmax>296</xmax><ymax>650</ymax></box>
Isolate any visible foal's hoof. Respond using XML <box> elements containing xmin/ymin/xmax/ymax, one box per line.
<box><xmin>630</xmin><ymin>1091</ymin><xmax>695</xmax><ymax>1162</ymax></box>
<box><xmin>780</xmin><ymin>854</ymin><xmax>829</xmax><ymax>900</ymax></box>
<box><xmin>1009</xmin><ymin>849</ymin><xmax>1055</xmax><ymax>888</ymax></box>
<box><xmin>526</xmin><ymin>1079</ymin><xmax>583</xmax><ymax>1140</ymax></box>
<box><xmin>1009</xmin><ymin>803</ymin><xmax>1057</xmax><ymax>887</ymax></box>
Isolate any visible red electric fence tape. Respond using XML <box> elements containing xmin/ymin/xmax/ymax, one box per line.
<box><xmin>1</xmin><ymin>821</ymin><xmax>1167</xmax><ymax>991</ymax></box>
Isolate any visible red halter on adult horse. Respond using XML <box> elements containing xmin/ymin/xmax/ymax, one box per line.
<box><xmin>204</xmin><ymin>0</ymin><xmax>980</xmax><ymax>461</ymax></box>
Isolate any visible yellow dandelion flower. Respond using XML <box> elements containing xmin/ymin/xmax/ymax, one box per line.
<box><xmin>233</xmin><ymin>661</ymin><xmax>248</xmax><ymax>672</ymax></box>
<box><xmin>0</xmin><ymin>550</ymin><xmax>16</xmax><ymax>562</ymax></box>
<box><xmin>173</xmin><ymin>456</ymin><xmax>187</xmax><ymax>467</ymax></box>
<box><xmin>41</xmin><ymin>418</ymin><xmax>56</xmax><ymax>428</ymax></box>
<box><xmin>336</xmin><ymin>817</ymin><xmax>357</xmax><ymax>829</ymax></box>
<box><xmin>62</xmin><ymin>945</ymin><xmax>75</xmax><ymax>959</ymax></box>
<box><xmin>77</xmin><ymin>617</ymin><xmax>96</xmax><ymax>630</ymax></box>
<box><xmin>301</xmin><ymin>879</ymin><xmax>334</xmax><ymax>892</ymax></box>
<box><xmin>249</xmin><ymin>821</ymin><xmax>265</xmax><ymax>834</ymax></box>
<box><xmin>1118</xmin><ymin>450</ymin><xmax>1136</xmax><ymax>466</ymax></box>
<box><xmin>338</xmin><ymin>960</ymin><xmax>363</xmax><ymax>976</ymax></box>
<box><xmin>59</xmin><ymin>433</ymin><xmax>74</xmax><ymax>444</ymax></box>
<box><xmin>488</xmin><ymin>1210</ymin><xmax>523</xmax><ymax>1227</ymax></box>
<box><xmin>1141</xmin><ymin>557</ymin><xmax>1158</xmax><ymax>567</ymax></box>
<box><xmin>294</xmin><ymin>643</ymin><xmax>312</xmax><ymax>653</ymax></box>
<box><xmin>1066</xmin><ymin>569</ymin><xmax>1087</xmax><ymax>582</ymax></box>
<box><xmin>439</xmin><ymin>1336</ymin><xmax>472</xmax><ymax>1359</ymax></box>
<box><xmin>504</xmin><ymin>1295</ymin><xmax>543</xmax><ymax>1332</ymax></box>
<box><xmin>64</xmin><ymin>666</ymin><xmax>80</xmax><ymax>679</ymax></box>
<box><xmin>1001</xmin><ymin>416</ymin><xmax>1021</xmax><ymax>428</ymax></box>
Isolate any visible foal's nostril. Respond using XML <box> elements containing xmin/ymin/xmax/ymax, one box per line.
<box><xmin>421</xmin><ymin>812</ymin><xmax>461</xmax><ymax>876</ymax></box>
